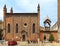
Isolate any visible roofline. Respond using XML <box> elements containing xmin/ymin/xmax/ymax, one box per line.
<box><xmin>51</xmin><ymin>21</ymin><xmax>58</xmax><ymax>28</ymax></box>
<box><xmin>6</xmin><ymin>13</ymin><xmax>38</xmax><ymax>15</ymax></box>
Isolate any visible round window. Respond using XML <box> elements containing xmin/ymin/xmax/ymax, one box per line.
<box><xmin>24</xmin><ymin>23</ymin><xmax>27</xmax><ymax>27</ymax></box>
<box><xmin>24</xmin><ymin>23</ymin><xmax>27</xmax><ymax>26</ymax></box>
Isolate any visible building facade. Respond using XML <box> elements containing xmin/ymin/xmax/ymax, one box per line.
<box><xmin>3</xmin><ymin>4</ymin><xmax>40</xmax><ymax>41</ymax></box>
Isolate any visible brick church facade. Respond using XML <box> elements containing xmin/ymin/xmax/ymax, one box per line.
<box><xmin>3</xmin><ymin>4</ymin><xmax>40</xmax><ymax>41</ymax></box>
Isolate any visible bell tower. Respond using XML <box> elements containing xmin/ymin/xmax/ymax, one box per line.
<box><xmin>44</xmin><ymin>16</ymin><xmax>51</xmax><ymax>31</ymax></box>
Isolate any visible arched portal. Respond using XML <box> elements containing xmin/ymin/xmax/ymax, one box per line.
<box><xmin>22</xmin><ymin>35</ymin><xmax>25</xmax><ymax>41</ymax></box>
<box><xmin>21</xmin><ymin>30</ymin><xmax>27</xmax><ymax>41</ymax></box>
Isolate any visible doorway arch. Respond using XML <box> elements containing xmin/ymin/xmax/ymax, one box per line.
<box><xmin>22</xmin><ymin>35</ymin><xmax>25</xmax><ymax>41</ymax></box>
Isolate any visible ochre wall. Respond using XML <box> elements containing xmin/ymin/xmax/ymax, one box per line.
<box><xmin>40</xmin><ymin>31</ymin><xmax>58</xmax><ymax>42</ymax></box>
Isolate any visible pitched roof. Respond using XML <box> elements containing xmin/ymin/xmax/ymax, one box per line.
<box><xmin>44</xmin><ymin>16</ymin><xmax>51</xmax><ymax>23</ymax></box>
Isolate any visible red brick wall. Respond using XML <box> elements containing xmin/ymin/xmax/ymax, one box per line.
<box><xmin>4</xmin><ymin>14</ymin><xmax>39</xmax><ymax>41</ymax></box>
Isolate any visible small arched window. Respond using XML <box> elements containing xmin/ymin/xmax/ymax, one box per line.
<box><xmin>16</xmin><ymin>24</ymin><xmax>18</xmax><ymax>33</ymax></box>
<box><xmin>8</xmin><ymin>24</ymin><xmax>10</xmax><ymax>33</ymax></box>
<box><xmin>32</xmin><ymin>23</ymin><xmax>35</xmax><ymax>33</ymax></box>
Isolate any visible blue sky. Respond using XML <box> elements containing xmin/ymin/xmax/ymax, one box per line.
<box><xmin>0</xmin><ymin>0</ymin><xmax>57</xmax><ymax>27</ymax></box>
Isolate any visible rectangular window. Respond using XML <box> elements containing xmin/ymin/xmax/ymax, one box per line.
<box><xmin>8</xmin><ymin>24</ymin><xmax>10</xmax><ymax>33</ymax></box>
<box><xmin>33</xmin><ymin>24</ymin><xmax>35</xmax><ymax>33</ymax></box>
<box><xmin>16</xmin><ymin>24</ymin><xmax>18</xmax><ymax>33</ymax></box>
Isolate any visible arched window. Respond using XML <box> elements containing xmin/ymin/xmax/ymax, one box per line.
<box><xmin>8</xmin><ymin>24</ymin><xmax>10</xmax><ymax>33</ymax></box>
<box><xmin>33</xmin><ymin>23</ymin><xmax>35</xmax><ymax>33</ymax></box>
<box><xmin>16</xmin><ymin>24</ymin><xmax>18</xmax><ymax>33</ymax></box>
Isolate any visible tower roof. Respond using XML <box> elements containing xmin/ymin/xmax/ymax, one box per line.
<box><xmin>4</xmin><ymin>4</ymin><xmax>6</xmax><ymax>9</ymax></box>
<box><xmin>44</xmin><ymin>16</ymin><xmax>51</xmax><ymax>23</ymax></box>
<box><xmin>10</xmin><ymin>7</ymin><xmax>13</xmax><ymax>13</ymax></box>
<box><xmin>37</xmin><ymin>4</ymin><xmax>40</xmax><ymax>11</ymax></box>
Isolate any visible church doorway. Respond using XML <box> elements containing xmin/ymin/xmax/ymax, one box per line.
<box><xmin>22</xmin><ymin>35</ymin><xmax>25</xmax><ymax>41</ymax></box>
<box><xmin>21</xmin><ymin>30</ymin><xmax>27</xmax><ymax>41</ymax></box>
<box><xmin>44</xmin><ymin>35</ymin><xmax>46</xmax><ymax>40</ymax></box>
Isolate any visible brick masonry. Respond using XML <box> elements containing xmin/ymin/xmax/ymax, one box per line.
<box><xmin>3</xmin><ymin>4</ymin><xmax>40</xmax><ymax>41</ymax></box>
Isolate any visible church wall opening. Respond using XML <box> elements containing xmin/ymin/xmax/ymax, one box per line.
<box><xmin>22</xmin><ymin>35</ymin><xmax>25</xmax><ymax>41</ymax></box>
